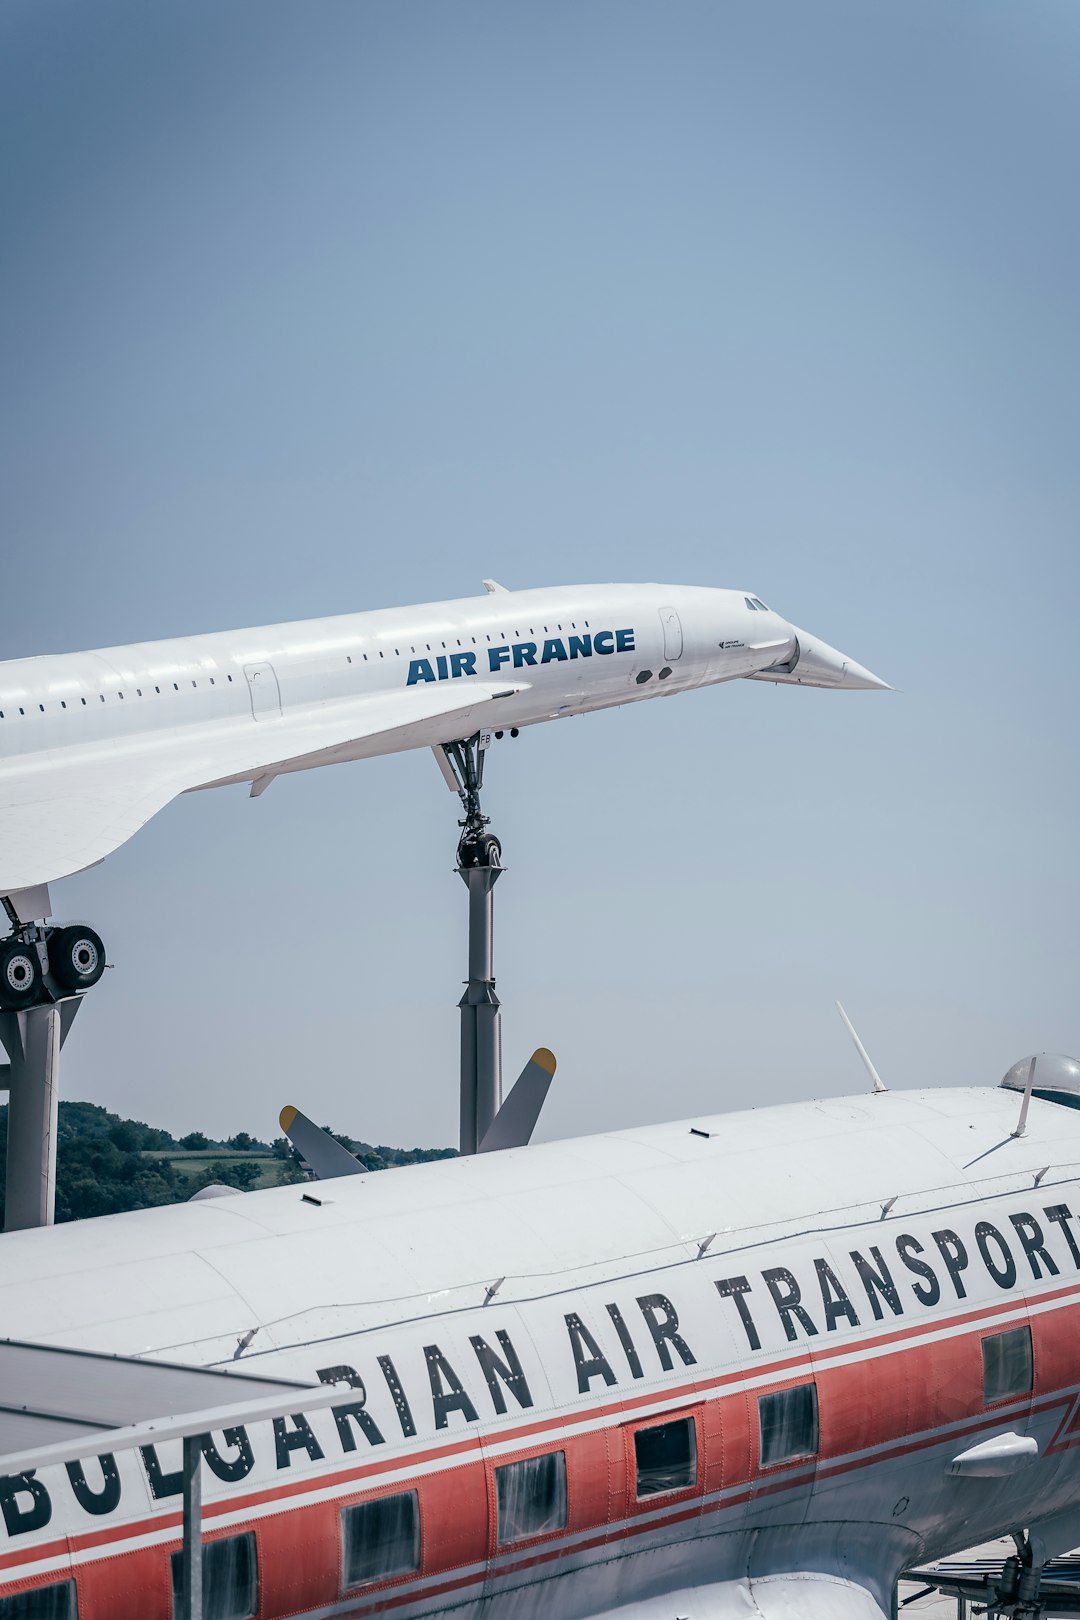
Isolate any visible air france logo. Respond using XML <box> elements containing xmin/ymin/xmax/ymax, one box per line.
<box><xmin>407</xmin><ymin>628</ymin><xmax>636</xmax><ymax>686</ymax></box>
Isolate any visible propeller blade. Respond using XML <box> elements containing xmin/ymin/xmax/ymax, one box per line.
<box><xmin>279</xmin><ymin>1106</ymin><xmax>366</xmax><ymax>1180</ymax></box>
<box><xmin>478</xmin><ymin>1048</ymin><xmax>556</xmax><ymax>1153</ymax></box>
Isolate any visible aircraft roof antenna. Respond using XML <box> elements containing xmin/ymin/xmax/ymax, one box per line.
<box><xmin>1011</xmin><ymin>1056</ymin><xmax>1037</xmax><ymax>1138</ymax></box>
<box><xmin>835</xmin><ymin>1001</ymin><xmax>887</xmax><ymax>1094</ymax></box>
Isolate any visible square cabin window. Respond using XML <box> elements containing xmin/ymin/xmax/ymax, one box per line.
<box><xmin>634</xmin><ymin>1416</ymin><xmax>697</xmax><ymax>1497</ymax></box>
<box><xmin>341</xmin><ymin>1490</ymin><xmax>420</xmax><ymax>1587</ymax></box>
<box><xmin>0</xmin><ymin>1581</ymin><xmax>77</xmax><ymax>1620</ymax></box>
<box><xmin>758</xmin><ymin>1383</ymin><xmax>819</xmax><ymax>1467</ymax></box>
<box><xmin>171</xmin><ymin>1532</ymin><xmax>256</xmax><ymax>1620</ymax></box>
<box><xmin>495</xmin><ymin>1451</ymin><xmax>568</xmax><ymax>1544</ymax></box>
<box><xmin>983</xmin><ymin>1325</ymin><xmax>1033</xmax><ymax>1404</ymax></box>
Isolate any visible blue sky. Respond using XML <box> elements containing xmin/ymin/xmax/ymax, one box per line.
<box><xmin>2</xmin><ymin>1</ymin><xmax>1077</xmax><ymax>1146</ymax></box>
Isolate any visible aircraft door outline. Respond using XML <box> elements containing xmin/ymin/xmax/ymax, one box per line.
<box><xmin>658</xmin><ymin>606</ymin><xmax>683</xmax><ymax>661</ymax></box>
<box><xmin>244</xmin><ymin>661</ymin><xmax>282</xmax><ymax>719</ymax></box>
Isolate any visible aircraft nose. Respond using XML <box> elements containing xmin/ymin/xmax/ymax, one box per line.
<box><xmin>780</xmin><ymin>625</ymin><xmax>893</xmax><ymax>690</ymax></box>
<box><xmin>834</xmin><ymin>653</ymin><xmax>892</xmax><ymax>691</ymax></box>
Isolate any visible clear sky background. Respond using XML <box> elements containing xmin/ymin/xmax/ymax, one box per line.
<box><xmin>2</xmin><ymin>1</ymin><xmax>1077</xmax><ymax>1150</ymax></box>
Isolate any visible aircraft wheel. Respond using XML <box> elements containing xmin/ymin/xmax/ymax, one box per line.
<box><xmin>49</xmin><ymin>925</ymin><xmax>106</xmax><ymax>991</ymax></box>
<box><xmin>477</xmin><ymin>834</ymin><xmax>502</xmax><ymax>868</ymax></box>
<box><xmin>0</xmin><ymin>939</ymin><xmax>44</xmax><ymax>1010</ymax></box>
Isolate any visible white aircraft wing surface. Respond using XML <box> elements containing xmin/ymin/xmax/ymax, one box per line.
<box><xmin>599</xmin><ymin>1573</ymin><xmax>888</xmax><ymax>1619</ymax></box>
<box><xmin>0</xmin><ymin>681</ymin><xmax>523</xmax><ymax>891</ymax></box>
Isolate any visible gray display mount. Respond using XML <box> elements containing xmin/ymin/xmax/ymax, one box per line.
<box><xmin>0</xmin><ymin>877</ymin><xmax>95</xmax><ymax>1232</ymax></box>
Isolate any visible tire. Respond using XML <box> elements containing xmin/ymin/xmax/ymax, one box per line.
<box><xmin>477</xmin><ymin>834</ymin><xmax>502</xmax><ymax>868</ymax></box>
<box><xmin>0</xmin><ymin>939</ymin><xmax>43</xmax><ymax>1010</ymax></box>
<box><xmin>49</xmin><ymin>925</ymin><xmax>106</xmax><ymax>991</ymax></box>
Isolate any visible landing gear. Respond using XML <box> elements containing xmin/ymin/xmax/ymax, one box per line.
<box><xmin>0</xmin><ymin>901</ymin><xmax>107</xmax><ymax>1011</ymax></box>
<box><xmin>48</xmin><ymin>925</ymin><xmax>106</xmax><ymax>993</ymax></box>
<box><xmin>0</xmin><ymin>937</ymin><xmax>43</xmax><ymax>1010</ymax></box>
<box><xmin>440</xmin><ymin>733</ymin><xmax>502</xmax><ymax>869</ymax></box>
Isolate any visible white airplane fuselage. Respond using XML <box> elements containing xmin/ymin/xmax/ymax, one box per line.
<box><xmin>0</xmin><ymin>583</ymin><xmax>885</xmax><ymax>899</ymax></box>
<box><xmin>1</xmin><ymin>1084</ymin><xmax>1079</xmax><ymax>1620</ymax></box>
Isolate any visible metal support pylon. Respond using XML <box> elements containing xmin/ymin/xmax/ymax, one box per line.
<box><xmin>0</xmin><ymin>997</ymin><xmax>82</xmax><ymax>1231</ymax></box>
<box><xmin>458</xmin><ymin>862</ymin><xmax>503</xmax><ymax>1156</ymax></box>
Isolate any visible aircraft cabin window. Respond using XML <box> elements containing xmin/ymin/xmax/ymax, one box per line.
<box><xmin>0</xmin><ymin>1577</ymin><xmax>78</xmax><ymax>1619</ymax></box>
<box><xmin>170</xmin><ymin>1531</ymin><xmax>256</xmax><ymax>1620</ymax></box>
<box><xmin>983</xmin><ymin>1324</ymin><xmax>1033</xmax><ymax>1404</ymax></box>
<box><xmin>634</xmin><ymin>1417</ymin><xmax>697</xmax><ymax>1497</ymax></box>
<box><xmin>495</xmin><ymin>1451</ymin><xmax>568</xmax><ymax>1543</ymax></box>
<box><xmin>758</xmin><ymin>1382</ymin><xmax>819</xmax><ymax>1467</ymax></box>
<box><xmin>341</xmin><ymin>1490</ymin><xmax>420</xmax><ymax>1587</ymax></box>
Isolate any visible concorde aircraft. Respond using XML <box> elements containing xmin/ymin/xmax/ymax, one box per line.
<box><xmin>0</xmin><ymin>581</ymin><xmax>885</xmax><ymax>1007</ymax></box>
<box><xmin>2</xmin><ymin>1057</ymin><xmax>1080</xmax><ymax>1620</ymax></box>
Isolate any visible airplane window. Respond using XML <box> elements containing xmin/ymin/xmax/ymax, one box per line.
<box><xmin>341</xmin><ymin>1490</ymin><xmax>419</xmax><ymax>1586</ymax></box>
<box><xmin>744</xmin><ymin>597</ymin><xmax>758</xmax><ymax>611</ymax></box>
<box><xmin>634</xmin><ymin>1417</ymin><xmax>697</xmax><ymax>1496</ymax></box>
<box><xmin>171</xmin><ymin>1531</ymin><xmax>256</xmax><ymax>1620</ymax></box>
<box><xmin>495</xmin><ymin>1451</ymin><xmax>567</xmax><ymax>1543</ymax></box>
<box><xmin>758</xmin><ymin>1383</ymin><xmax>818</xmax><ymax>1467</ymax></box>
<box><xmin>752</xmin><ymin>597</ymin><xmax>769</xmax><ymax>610</ymax></box>
<box><xmin>636</xmin><ymin>671</ymin><xmax>653</xmax><ymax>684</ymax></box>
<box><xmin>0</xmin><ymin>1577</ymin><xmax>77</xmax><ymax>1618</ymax></box>
<box><xmin>983</xmin><ymin>1325</ymin><xmax>1033</xmax><ymax>1404</ymax></box>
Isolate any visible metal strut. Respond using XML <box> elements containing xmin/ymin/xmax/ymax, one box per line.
<box><xmin>0</xmin><ymin>885</ymin><xmax>106</xmax><ymax>1231</ymax></box>
<box><xmin>440</xmin><ymin>734</ymin><xmax>504</xmax><ymax>1155</ymax></box>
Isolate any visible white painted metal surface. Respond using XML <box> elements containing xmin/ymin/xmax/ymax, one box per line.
<box><xmin>0</xmin><ymin>582</ymin><xmax>887</xmax><ymax>895</ymax></box>
<box><xmin>1</xmin><ymin>1082</ymin><xmax>1080</xmax><ymax>1617</ymax></box>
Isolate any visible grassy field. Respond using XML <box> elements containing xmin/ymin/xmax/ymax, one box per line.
<box><xmin>142</xmin><ymin>1148</ymin><xmax>292</xmax><ymax>1193</ymax></box>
